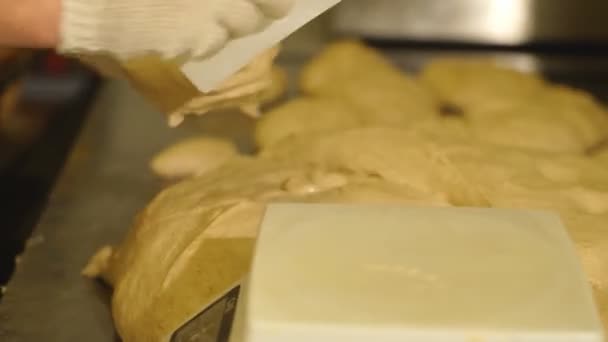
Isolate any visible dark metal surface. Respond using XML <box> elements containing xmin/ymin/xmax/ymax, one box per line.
<box><xmin>0</xmin><ymin>79</ymin><xmax>261</xmax><ymax>341</ymax></box>
<box><xmin>0</xmin><ymin>64</ymin><xmax>98</xmax><ymax>286</ymax></box>
<box><xmin>334</xmin><ymin>0</ymin><xmax>608</xmax><ymax>45</ymax></box>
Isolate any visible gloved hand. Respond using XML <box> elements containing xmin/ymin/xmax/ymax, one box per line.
<box><xmin>59</xmin><ymin>0</ymin><xmax>294</xmax><ymax>60</ymax></box>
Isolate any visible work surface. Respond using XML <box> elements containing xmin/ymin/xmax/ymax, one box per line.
<box><xmin>0</xmin><ymin>80</ymin><xmax>259</xmax><ymax>341</ymax></box>
<box><xmin>3</xmin><ymin>46</ymin><xmax>608</xmax><ymax>340</ymax></box>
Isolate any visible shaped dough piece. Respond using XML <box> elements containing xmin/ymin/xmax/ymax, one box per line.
<box><xmin>594</xmin><ymin>149</ymin><xmax>608</xmax><ymax>166</ymax></box>
<box><xmin>541</xmin><ymin>85</ymin><xmax>608</xmax><ymax>148</ymax></box>
<box><xmin>300</xmin><ymin>40</ymin><xmax>439</xmax><ymax>125</ymax></box>
<box><xmin>168</xmin><ymin>47</ymin><xmax>285</xmax><ymax>126</ymax></box>
<box><xmin>150</xmin><ymin>137</ymin><xmax>238</xmax><ymax>179</ymax></box>
<box><xmin>440</xmin><ymin>144</ymin><xmax>543</xmax><ymax>187</ymax></box>
<box><xmin>422</xmin><ymin>59</ymin><xmax>608</xmax><ymax>153</ymax></box>
<box><xmin>468</xmin><ymin>85</ymin><xmax>608</xmax><ymax>153</ymax></box>
<box><xmin>404</xmin><ymin>117</ymin><xmax>472</xmax><ymax>141</ymax></box>
<box><xmin>261</xmin><ymin>127</ymin><xmax>490</xmax><ymax>206</ymax></box>
<box><xmin>420</xmin><ymin>58</ymin><xmax>546</xmax><ymax>112</ymax></box>
<box><xmin>79</xmin><ymin>47</ymin><xmax>285</xmax><ymax>127</ymax></box>
<box><xmin>260</xmin><ymin>127</ymin><xmax>442</xmax><ymax>192</ymax></box>
<box><xmin>255</xmin><ymin>97</ymin><xmax>363</xmax><ymax>149</ymax></box>
<box><xmin>423</xmin><ymin>140</ymin><xmax>608</xmax><ymax>215</ymax></box>
<box><xmin>487</xmin><ymin>179</ymin><xmax>606</xmax><ymax>215</ymax></box>
<box><xmin>87</xmin><ymin>158</ymin><xmax>318</xmax><ymax>342</ymax></box>
<box><xmin>443</xmin><ymin>144</ymin><xmax>608</xmax><ymax>214</ymax></box>
<box><xmin>297</xmin><ymin>179</ymin><xmax>450</xmax><ymax>208</ymax></box>
<box><xmin>470</xmin><ymin>102</ymin><xmax>589</xmax><ymax>153</ymax></box>
<box><xmin>536</xmin><ymin>155</ymin><xmax>608</xmax><ymax>191</ymax></box>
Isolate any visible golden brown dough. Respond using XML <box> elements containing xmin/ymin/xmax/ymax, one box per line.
<box><xmin>255</xmin><ymin>97</ymin><xmax>364</xmax><ymax>149</ymax></box>
<box><xmin>421</xmin><ymin>58</ymin><xmax>608</xmax><ymax>153</ymax></box>
<box><xmin>468</xmin><ymin>85</ymin><xmax>608</xmax><ymax>153</ymax></box>
<box><xmin>300</xmin><ymin>40</ymin><xmax>440</xmax><ymax>125</ymax></box>
<box><xmin>543</xmin><ymin>85</ymin><xmax>608</xmax><ymax>147</ymax></box>
<box><xmin>78</xmin><ymin>47</ymin><xmax>287</xmax><ymax>127</ymax></box>
<box><xmin>420</xmin><ymin>58</ymin><xmax>546</xmax><ymax>112</ymax></box>
<box><xmin>168</xmin><ymin>48</ymin><xmax>287</xmax><ymax>126</ymax></box>
<box><xmin>470</xmin><ymin>101</ymin><xmax>591</xmax><ymax>153</ymax></box>
<box><xmin>89</xmin><ymin>127</ymin><xmax>608</xmax><ymax>341</ymax></box>
<box><xmin>261</xmin><ymin>127</ymin><xmax>456</xmax><ymax>194</ymax></box>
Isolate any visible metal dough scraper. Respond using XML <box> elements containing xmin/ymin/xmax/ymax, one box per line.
<box><xmin>181</xmin><ymin>0</ymin><xmax>342</xmax><ymax>93</ymax></box>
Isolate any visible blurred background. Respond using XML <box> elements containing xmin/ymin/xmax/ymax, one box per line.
<box><xmin>0</xmin><ymin>50</ymin><xmax>98</xmax><ymax>287</ymax></box>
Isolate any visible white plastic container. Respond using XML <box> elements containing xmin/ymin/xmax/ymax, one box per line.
<box><xmin>230</xmin><ymin>204</ymin><xmax>604</xmax><ymax>342</ymax></box>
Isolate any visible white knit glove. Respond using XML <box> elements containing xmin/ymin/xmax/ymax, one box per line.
<box><xmin>59</xmin><ymin>0</ymin><xmax>294</xmax><ymax>59</ymax></box>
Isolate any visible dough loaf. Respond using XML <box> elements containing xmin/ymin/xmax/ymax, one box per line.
<box><xmin>300</xmin><ymin>40</ymin><xmax>440</xmax><ymax>125</ymax></box>
<box><xmin>469</xmin><ymin>86</ymin><xmax>608</xmax><ymax>153</ymax></box>
<box><xmin>168</xmin><ymin>48</ymin><xmax>287</xmax><ymax>126</ymax></box>
<box><xmin>78</xmin><ymin>47</ymin><xmax>287</xmax><ymax>127</ymax></box>
<box><xmin>255</xmin><ymin>97</ymin><xmax>364</xmax><ymax>148</ymax></box>
<box><xmin>420</xmin><ymin>58</ymin><xmax>546</xmax><ymax>112</ymax></box>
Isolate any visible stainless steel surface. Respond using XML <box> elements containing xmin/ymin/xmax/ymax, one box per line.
<box><xmin>0</xmin><ymin>80</ymin><xmax>257</xmax><ymax>341</ymax></box>
<box><xmin>334</xmin><ymin>0</ymin><xmax>608</xmax><ymax>44</ymax></box>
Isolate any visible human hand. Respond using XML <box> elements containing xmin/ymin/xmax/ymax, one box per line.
<box><xmin>59</xmin><ymin>0</ymin><xmax>294</xmax><ymax>59</ymax></box>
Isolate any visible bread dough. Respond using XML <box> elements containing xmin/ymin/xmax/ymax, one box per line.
<box><xmin>300</xmin><ymin>40</ymin><xmax>440</xmax><ymax>125</ymax></box>
<box><xmin>421</xmin><ymin>58</ymin><xmax>608</xmax><ymax>153</ymax></box>
<box><xmin>167</xmin><ymin>47</ymin><xmax>285</xmax><ymax>126</ymax></box>
<box><xmin>420</xmin><ymin>58</ymin><xmax>546</xmax><ymax>112</ymax></box>
<box><xmin>594</xmin><ymin>149</ymin><xmax>608</xmax><ymax>166</ymax></box>
<box><xmin>470</xmin><ymin>101</ymin><xmax>590</xmax><ymax>153</ymax></box>
<box><xmin>87</xmin><ymin>42</ymin><xmax>608</xmax><ymax>341</ymax></box>
<box><xmin>150</xmin><ymin>137</ymin><xmax>238</xmax><ymax>179</ymax></box>
<box><xmin>468</xmin><ymin>85</ymin><xmax>608</xmax><ymax>153</ymax></box>
<box><xmin>255</xmin><ymin>97</ymin><xmax>364</xmax><ymax>149</ymax></box>
<box><xmin>261</xmin><ymin>127</ymin><xmax>454</xmax><ymax>194</ymax></box>
<box><xmin>78</xmin><ymin>47</ymin><xmax>286</xmax><ymax>127</ymax></box>
<box><xmin>542</xmin><ymin>85</ymin><xmax>608</xmax><ymax>148</ymax></box>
